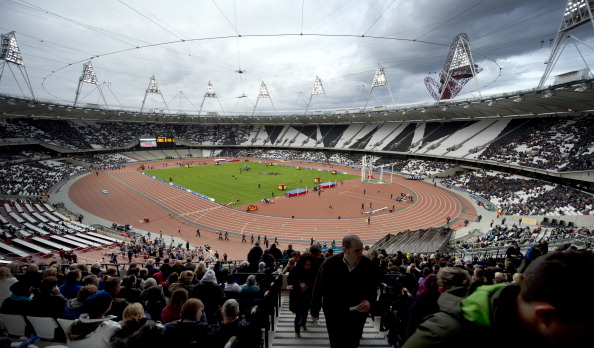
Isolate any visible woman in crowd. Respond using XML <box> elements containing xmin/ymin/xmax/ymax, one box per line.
<box><xmin>161</xmin><ymin>299</ymin><xmax>213</xmax><ymax>347</ymax></box>
<box><xmin>240</xmin><ymin>275</ymin><xmax>260</xmax><ymax>293</ymax></box>
<box><xmin>169</xmin><ymin>270</ymin><xmax>195</xmax><ymax>294</ymax></box>
<box><xmin>161</xmin><ymin>288</ymin><xmax>188</xmax><ymax>324</ymax></box>
<box><xmin>110</xmin><ymin>302</ymin><xmax>163</xmax><ymax>348</ymax></box>
<box><xmin>0</xmin><ymin>267</ymin><xmax>18</xmax><ymax>305</ymax></box>
<box><xmin>287</xmin><ymin>252</ymin><xmax>316</xmax><ymax>337</ymax></box>
<box><xmin>64</xmin><ymin>285</ymin><xmax>99</xmax><ymax>320</ymax></box>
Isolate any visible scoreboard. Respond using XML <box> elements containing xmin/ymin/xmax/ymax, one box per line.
<box><xmin>156</xmin><ymin>136</ymin><xmax>175</xmax><ymax>147</ymax></box>
<box><xmin>157</xmin><ymin>136</ymin><xmax>175</xmax><ymax>144</ymax></box>
<box><xmin>139</xmin><ymin>136</ymin><xmax>175</xmax><ymax>148</ymax></box>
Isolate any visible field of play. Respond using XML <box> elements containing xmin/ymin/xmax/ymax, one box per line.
<box><xmin>143</xmin><ymin>161</ymin><xmax>358</xmax><ymax>205</ymax></box>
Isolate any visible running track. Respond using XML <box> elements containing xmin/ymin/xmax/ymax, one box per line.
<box><xmin>69</xmin><ymin>160</ymin><xmax>475</xmax><ymax>247</ymax></box>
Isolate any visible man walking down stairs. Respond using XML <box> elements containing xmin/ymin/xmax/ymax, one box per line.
<box><xmin>271</xmin><ymin>295</ymin><xmax>392</xmax><ymax>348</ymax></box>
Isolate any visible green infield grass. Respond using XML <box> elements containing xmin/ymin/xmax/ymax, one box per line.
<box><xmin>143</xmin><ymin>161</ymin><xmax>358</xmax><ymax>205</ymax></box>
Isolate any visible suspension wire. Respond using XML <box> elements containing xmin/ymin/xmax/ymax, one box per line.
<box><xmin>362</xmin><ymin>0</ymin><xmax>397</xmax><ymax>37</ymax></box>
<box><xmin>118</xmin><ymin>0</ymin><xmax>185</xmax><ymax>41</ymax></box>
<box><xmin>15</xmin><ymin>0</ymin><xmax>144</xmax><ymax>46</ymax></box>
<box><xmin>300</xmin><ymin>0</ymin><xmax>305</xmax><ymax>34</ymax></box>
<box><xmin>415</xmin><ymin>0</ymin><xmax>485</xmax><ymax>41</ymax></box>
<box><xmin>210</xmin><ymin>0</ymin><xmax>240</xmax><ymax>35</ymax></box>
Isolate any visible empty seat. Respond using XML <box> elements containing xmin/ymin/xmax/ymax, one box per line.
<box><xmin>26</xmin><ymin>316</ymin><xmax>59</xmax><ymax>340</ymax></box>
<box><xmin>0</xmin><ymin>313</ymin><xmax>27</xmax><ymax>338</ymax></box>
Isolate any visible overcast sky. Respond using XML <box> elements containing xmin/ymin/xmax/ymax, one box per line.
<box><xmin>1</xmin><ymin>0</ymin><xmax>594</xmax><ymax>114</ymax></box>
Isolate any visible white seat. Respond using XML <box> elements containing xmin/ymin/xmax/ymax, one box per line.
<box><xmin>0</xmin><ymin>313</ymin><xmax>27</xmax><ymax>338</ymax></box>
<box><xmin>26</xmin><ymin>316</ymin><xmax>59</xmax><ymax>340</ymax></box>
<box><xmin>56</xmin><ymin>318</ymin><xmax>74</xmax><ymax>335</ymax></box>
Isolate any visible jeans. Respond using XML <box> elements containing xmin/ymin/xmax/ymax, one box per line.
<box><xmin>294</xmin><ymin>309</ymin><xmax>309</xmax><ymax>333</ymax></box>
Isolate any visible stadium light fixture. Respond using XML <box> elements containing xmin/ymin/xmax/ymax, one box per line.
<box><xmin>542</xmin><ymin>90</ymin><xmax>555</xmax><ymax>98</ymax></box>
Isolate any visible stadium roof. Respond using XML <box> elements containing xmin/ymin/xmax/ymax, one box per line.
<box><xmin>2</xmin><ymin>79</ymin><xmax>594</xmax><ymax>125</ymax></box>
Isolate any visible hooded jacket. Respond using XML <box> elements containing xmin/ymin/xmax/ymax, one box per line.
<box><xmin>402</xmin><ymin>284</ymin><xmax>525</xmax><ymax>348</ymax></box>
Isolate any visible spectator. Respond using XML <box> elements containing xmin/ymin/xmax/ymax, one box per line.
<box><xmin>288</xmin><ymin>252</ymin><xmax>316</xmax><ymax>337</ymax></box>
<box><xmin>223</xmin><ymin>274</ymin><xmax>241</xmax><ymax>293</ymax></box>
<box><xmin>103</xmin><ymin>277</ymin><xmax>129</xmax><ymax>322</ymax></box>
<box><xmin>110</xmin><ymin>302</ymin><xmax>163</xmax><ymax>348</ymax></box>
<box><xmin>190</xmin><ymin>269</ymin><xmax>224</xmax><ymax>325</ymax></box>
<box><xmin>0</xmin><ymin>267</ymin><xmax>18</xmax><ymax>302</ymax></box>
<box><xmin>310</xmin><ymin>235</ymin><xmax>377</xmax><ymax>348</ymax></box>
<box><xmin>60</xmin><ymin>269</ymin><xmax>83</xmax><ymax>299</ymax></box>
<box><xmin>0</xmin><ymin>281</ymin><xmax>33</xmax><ymax>316</ymax></box>
<box><xmin>240</xmin><ymin>275</ymin><xmax>260</xmax><ymax>293</ymax></box>
<box><xmin>161</xmin><ymin>288</ymin><xmax>188</xmax><ymax>324</ymax></box>
<box><xmin>66</xmin><ymin>292</ymin><xmax>121</xmax><ymax>348</ymax></box>
<box><xmin>161</xmin><ymin>299</ymin><xmax>213</xmax><ymax>346</ymax></box>
<box><xmin>64</xmin><ymin>285</ymin><xmax>98</xmax><ymax>320</ymax></box>
<box><xmin>144</xmin><ymin>285</ymin><xmax>167</xmax><ymax>322</ymax></box>
<box><xmin>208</xmin><ymin>299</ymin><xmax>259</xmax><ymax>348</ymax></box>
<box><xmin>402</xmin><ymin>251</ymin><xmax>594</xmax><ymax>348</ymax></box>
<box><xmin>30</xmin><ymin>276</ymin><xmax>67</xmax><ymax>318</ymax></box>
<box><xmin>247</xmin><ymin>242</ymin><xmax>263</xmax><ymax>272</ymax></box>
<box><xmin>169</xmin><ymin>270</ymin><xmax>195</xmax><ymax>295</ymax></box>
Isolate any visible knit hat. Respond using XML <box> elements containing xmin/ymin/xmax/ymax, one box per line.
<box><xmin>201</xmin><ymin>269</ymin><xmax>216</xmax><ymax>283</ymax></box>
<box><xmin>85</xmin><ymin>291</ymin><xmax>113</xmax><ymax>318</ymax></box>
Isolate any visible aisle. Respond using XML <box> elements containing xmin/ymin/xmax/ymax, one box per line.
<box><xmin>271</xmin><ymin>295</ymin><xmax>392</xmax><ymax>348</ymax></box>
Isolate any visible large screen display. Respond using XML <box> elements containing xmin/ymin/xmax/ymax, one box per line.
<box><xmin>139</xmin><ymin>138</ymin><xmax>157</xmax><ymax>148</ymax></box>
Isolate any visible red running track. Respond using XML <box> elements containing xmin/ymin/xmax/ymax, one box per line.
<box><xmin>69</xmin><ymin>160</ymin><xmax>476</xmax><ymax>259</ymax></box>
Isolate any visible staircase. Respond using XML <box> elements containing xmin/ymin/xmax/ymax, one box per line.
<box><xmin>271</xmin><ymin>294</ymin><xmax>392</xmax><ymax>348</ymax></box>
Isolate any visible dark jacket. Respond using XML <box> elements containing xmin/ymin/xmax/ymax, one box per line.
<box><xmin>31</xmin><ymin>291</ymin><xmax>67</xmax><ymax>318</ymax></box>
<box><xmin>189</xmin><ymin>281</ymin><xmax>224</xmax><ymax>324</ymax></box>
<box><xmin>247</xmin><ymin>246</ymin><xmax>263</xmax><ymax>271</ymax></box>
<box><xmin>287</xmin><ymin>264</ymin><xmax>316</xmax><ymax>313</ymax></box>
<box><xmin>161</xmin><ymin>320</ymin><xmax>212</xmax><ymax>348</ymax></box>
<box><xmin>207</xmin><ymin>319</ymin><xmax>259</xmax><ymax>348</ymax></box>
<box><xmin>110</xmin><ymin>318</ymin><xmax>162</xmax><ymax>348</ymax></box>
<box><xmin>310</xmin><ymin>253</ymin><xmax>377</xmax><ymax>318</ymax></box>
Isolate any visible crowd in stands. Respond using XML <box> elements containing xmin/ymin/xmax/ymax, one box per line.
<box><xmin>442</xmin><ymin>170</ymin><xmax>593</xmax><ymax>215</ymax></box>
<box><xmin>1</xmin><ymin>114</ymin><xmax>593</xmax><ymax>173</ymax></box>
<box><xmin>451</xmin><ymin>222</ymin><xmax>592</xmax><ymax>251</ymax></box>
<box><xmin>0</xmin><ymin>160</ymin><xmax>86</xmax><ymax>196</ymax></box>
<box><xmin>72</xmin><ymin>153</ymin><xmax>135</xmax><ymax>167</ymax></box>
<box><xmin>478</xmin><ymin>115</ymin><xmax>594</xmax><ymax>171</ymax></box>
<box><xmin>0</xmin><ymin>149</ymin><xmax>51</xmax><ymax>166</ymax></box>
<box><xmin>1</xmin><ymin>235</ymin><xmax>589</xmax><ymax>347</ymax></box>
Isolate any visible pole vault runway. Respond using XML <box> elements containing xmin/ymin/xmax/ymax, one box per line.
<box><xmin>69</xmin><ymin>159</ymin><xmax>476</xmax><ymax>251</ymax></box>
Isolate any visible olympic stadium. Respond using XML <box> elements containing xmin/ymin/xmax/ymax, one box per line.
<box><xmin>0</xmin><ymin>0</ymin><xmax>593</xmax><ymax>264</ymax></box>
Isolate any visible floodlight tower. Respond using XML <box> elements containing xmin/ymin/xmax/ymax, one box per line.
<box><xmin>140</xmin><ymin>75</ymin><xmax>169</xmax><ymax>113</ymax></box>
<box><xmin>538</xmin><ymin>0</ymin><xmax>594</xmax><ymax>89</ymax></box>
<box><xmin>0</xmin><ymin>31</ymin><xmax>35</xmax><ymax>99</ymax></box>
<box><xmin>73</xmin><ymin>61</ymin><xmax>107</xmax><ymax>107</ymax></box>
<box><xmin>424</xmin><ymin>33</ymin><xmax>482</xmax><ymax>101</ymax></box>
<box><xmin>363</xmin><ymin>63</ymin><xmax>395</xmax><ymax>111</ymax></box>
<box><xmin>304</xmin><ymin>76</ymin><xmax>325</xmax><ymax>115</ymax></box>
<box><xmin>252</xmin><ymin>81</ymin><xmax>276</xmax><ymax>116</ymax></box>
<box><xmin>198</xmin><ymin>81</ymin><xmax>225</xmax><ymax>115</ymax></box>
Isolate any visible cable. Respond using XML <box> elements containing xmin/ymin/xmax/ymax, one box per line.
<box><xmin>118</xmin><ymin>0</ymin><xmax>184</xmax><ymax>41</ymax></box>
<box><xmin>362</xmin><ymin>0</ymin><xmax>397</xmax><ymax>37</ymax></box>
